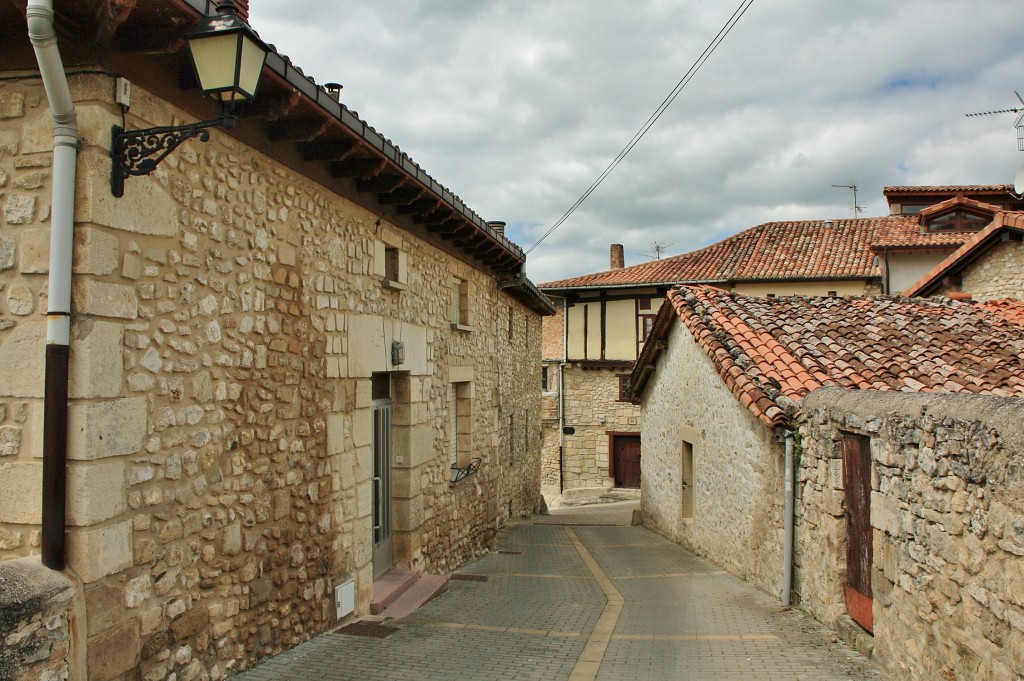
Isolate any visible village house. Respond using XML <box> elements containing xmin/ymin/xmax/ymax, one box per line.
<box><xmin>625</xmin><ymin>285</ymin><xmax>1024</xmax><ymax>680</ymax></box>
<box><xmin>536</xmin><ymin>184</ymin><xmax>1023</xmax><ymax>504</ymax></box>
<box><xmin>904</xmin><ymin>210</ymin><xmax>1024</xmax><ymax>301</ymax></box>
<box><xmin>0</xmin><ymin>2</ymin><xmax>554</xmax><ymax>679</ymax></box>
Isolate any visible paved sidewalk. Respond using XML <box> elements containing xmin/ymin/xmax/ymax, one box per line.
<box><xmin>234</xmin><ymin>512</ymin><xmax>883</xmax><ymax>681</ymax></box>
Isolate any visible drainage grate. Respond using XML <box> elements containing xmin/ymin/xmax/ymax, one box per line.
<box><xmin>450</xmin><ymin>573</ymin><xmax>489</xmax><ymax>582</ymax></box>
<box><xmin>498</xmin><ymin>550</ymin><xmax>523</xmax><ymax>555</ymax></box>
<box><xmin>335</xmin><ymin>621</ymin><xmax>398</xmax><ymax>638</ymax></box>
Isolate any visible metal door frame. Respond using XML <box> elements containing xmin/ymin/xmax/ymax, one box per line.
<box><xmin>371</xmin><ymin>396</ymin><xmax>393</xmax><ymax>579</ymax></box>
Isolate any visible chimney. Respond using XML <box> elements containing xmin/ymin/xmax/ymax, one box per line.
<box><xmin>324</xmin><ymin>83</ymin><xmax>343</xmax><ymax>102</ymax></box>
<box><xmin>487</xmin><ymin>221</ymin><xmax>506</xmax><ymax>238</ymax></box>
<box><xmin>610</xmin><ymin>244</ymin><xmax>624</xmax><ymax>270</ymax></box>
<box><xmin>234</xmin><ymin>0</ymin><xmax>250</xmax><ymax>21</ymax></box>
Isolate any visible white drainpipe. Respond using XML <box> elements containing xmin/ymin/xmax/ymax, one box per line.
<box><xmin>782</xmin><ymin>431</ymin><xmax>795</xmax><ymax>606</ymax></box>
<box><xmin>27</xmin><ymin>0</ymin><xmax>78</xmax><ymax>570</ymax></box>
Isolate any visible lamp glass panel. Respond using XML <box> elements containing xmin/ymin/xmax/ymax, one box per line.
<box><xmin>237</xmin><ymin>36</ymin><xmax>267</xmax><ymax>100</ymax></box>
<box><xmin>189</xmin><ymin>32</ymin><xmax>241</xmax><ymax>94</ymax></box>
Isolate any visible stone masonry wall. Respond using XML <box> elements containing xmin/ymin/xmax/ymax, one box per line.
<box><xmin>0</xmin><ymin>75</ymin><xmax>543</xmax><ymax>679</ymax></box>
<box><xmin>555</xmin><ymin>365</ymin><xmax>641</xmax><ymax>491</ymax></box>
<box><xmin>640</xmin><ymin>321</ymin><xmax>785</xmax><ymax>596</ymax></box>
<box><xmin>959</xmin><ymin>238</ymin><xmax>1024</xmax><ymax>301</ymax></box>
<box><xmin>797</xmin><ymin>388</ymin><xmax>1024</xmax><ymax>681</ymax></box>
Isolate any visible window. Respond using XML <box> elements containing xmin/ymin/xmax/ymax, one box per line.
<box><xmin>449</xmin><ymin>381</ymin><xmax>477</xmax><ymax>482</ymax></box>
<box><xmin>924</xmin><ymin>209</ymin><xmax>989</xmax><ymax>233</ymax></box>
<box><xmin>508</xmin><ymin>305</ymin><xmax>514</xmax><ymax>340</ymax></box>
<box><xmin>617</xmin><ymin>374</ymin><xmax>631</xmax><ymax>401</ymax></box>
<box><xmin>450</xmin><ymin>276</ymin><xmax>472</xmax><ymax>329</ymax></box>
<box><xmin>541</xmin><ymin>365</ymin><xmax>550</xmax><ymax>392</ymax></box>
<box><xmin>827</xmin><ymin>290</ymin><xmax>837</xmax><ymax>297</ymax></box>
<box><xmin>379</xmin><ymin>242</ymin><xmax>407</xmax><ymax>290</ymax></box>
<box><xmin>508</xmin><ymin>414</ymin><xmax>515</xmax><ymax>466</ymax></box>
<box><xmin>639</xmin><ymin>314</ymin><xmax>656</xmax><ymax>342</ymax></box>
<box><xmin>766</xmin><ymin>293</ymin><xmax>777</xmax><ymax>299</ymax></box>
<box><xmin>680</xmin><ymin>440</ymin><xmax>694</xmax><ymax>519</ymax></box>
<box><xmin>639</xmin><ymin>298</ymin><xmax>652</xmax><ymax>311</ymax></box>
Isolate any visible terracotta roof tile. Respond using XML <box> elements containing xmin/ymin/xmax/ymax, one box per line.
<box><xmin>539</xmin><ymin>218</ymin><xmax>902</xmax><ymax>290</ymax></box>
<box><xmin>664</xmin><ymin>286</ymin><xmax>1024</xmax><ymax>428</ymax></box>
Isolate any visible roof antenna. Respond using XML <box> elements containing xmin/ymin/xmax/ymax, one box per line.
<box><xmin>966</xmin><ymin>91</ymin><xmax>1024</xmax><ymax>151</ymax></box>
<box><xmin>831</xmin><ymin>183</ymin><xmax>863</xmax><ymax>217</ymax></box>
<box><xmin>634</xmin><ymin>241</ymin><xmax>672</xmax><ymax>260</ymax></box>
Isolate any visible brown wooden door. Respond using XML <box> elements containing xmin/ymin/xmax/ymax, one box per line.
<box><xmin>842</xmin><ymin>433</ymin><xmax>873</xmax><ymax>633</ymax></box>
<box><xmin>613</xmin><ymin>435</ymin><xmax>641</xmax><ymax>488</ymax></box>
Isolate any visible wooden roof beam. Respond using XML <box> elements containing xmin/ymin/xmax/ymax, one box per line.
<box><xmin>301</xmin><ymin>138</ymin><xmax>356</xmax><ymax>162</ymax></box>
<box><xmin>331</xmin><ymin>157</ymin><xmax>386</xmax><ymax>179</ymax></box>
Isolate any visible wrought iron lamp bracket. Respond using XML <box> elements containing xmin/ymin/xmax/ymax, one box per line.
<box><xmin>110</xmin><ymin>115</ymin><xmax>236</xmax><ymax>197</ymax></box>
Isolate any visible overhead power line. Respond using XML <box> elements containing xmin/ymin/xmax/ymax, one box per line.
<box><xmin>525</xmin><ymin>0</ymin><xmax>755</xmax><ymax>255</ymax></box>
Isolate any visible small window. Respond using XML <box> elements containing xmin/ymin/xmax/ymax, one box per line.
<box><xmin>639</xmin><ymin>298</ymin><xmax>652</xmax><ymax>311</ymax></box>
<box><xmin>617</xmin><ymin>374</ymin><xmax>631</xmax><ymax>401</ymax></box>
<box><xmin>450</xmin><ymin>276</ymin><xmax>471</xmax><ymax>328</ymax></box>
<box><xmin>827</xmin><ymin>290</ymin><xmax>838</xmax><ymax>297</ymax></box>
<box><xmin>449</xmin><ymin>381</ymin><xmax>474</xmax><ymax>482</ymax></box>
<box><xmin>380</xmin><ymin>243</ymin><xmax>407</xmax><ymax>290</ymax></box>
<box><xmin>639</xmin><ymin>314</ymin><xmax>656</xmax><ymax>342</ymax></box>
<box><xmin>508</xmin><ymin>305</ymin><xmax>514</xmax><ymax>340</ymax></box>
<box><xmin>372</xmin><ymin>372</ymin><xmax>391</xmax><ymax>400</ymax></box>
<box><xmin>541</xmin><ymin>365</ymin><xmax>550</xmax><ymax>392</ymax></box>
<box><xmin>681</xmin><ymin>440</ymin><xmax>694</xmax><ymax>519</ymax></box>
<box><xmin>766</xmin><ymin>293</ymin><xmax>777</xmax><ymax>299</ymax></box>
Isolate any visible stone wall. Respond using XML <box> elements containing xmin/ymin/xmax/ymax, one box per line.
<box><xmin>796</xmin><ymin>388</ymin><xmax>1024</xmax><ymax>680</ymax></box>
<box><xmin>554</xmin><ymin>364</ymin><xmax>640</xmax><ymax>491</ymax></box>
<box><xmin>639</xmin><ymin>322</ymin><xmax>785</xmax><ymax>596</ymax></box>
<box><xmin>959</xmin><ymin>238</ymin><xmax>1024</xmax><ymax>301</ymax></box>
<box><xmin>0</xmin><ymin>75</ymin><xmax>543</xmax><ymax>679</ymax></box>
<box><xmin>0</xmin><ymin>558</ymin><xmax>76</xmax><ymax>681</ymax></box>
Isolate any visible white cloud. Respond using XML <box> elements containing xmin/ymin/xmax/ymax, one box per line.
<box><xmin>249</xmin><ymin>0</ymin><xmax>1024</xmax><ymax>282</ymax></box>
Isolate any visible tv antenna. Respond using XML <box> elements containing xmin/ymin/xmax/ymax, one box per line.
<box><xmin>635</xmin><ymin>241</ymin><xmax>672</xmax><ymax>260</ymax></box>
<box><xmin>965</xmin><ymin>91</ymin><xmax>1024</xmax><ymax>151</ymax></box>
<box><xmin>831</xmin><ymin>183</ymin><xmax>864</xmax><ymax>217</ymax></box>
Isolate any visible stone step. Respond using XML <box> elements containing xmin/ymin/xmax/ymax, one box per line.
<box><xmin>370</xmin><ymin>569</ymin><xmax>419</xmax><ymax>615</ymax></box>
<box><xmin>374</xmin><ymin>574</ymin><xmax>449</xmax><ymax>619</ymax></box>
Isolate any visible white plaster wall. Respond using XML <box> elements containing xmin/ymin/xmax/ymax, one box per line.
<box><xmin>640</xmin><ymin>321</ymin><xmax>786</xmax><ymax>595</ymax></box>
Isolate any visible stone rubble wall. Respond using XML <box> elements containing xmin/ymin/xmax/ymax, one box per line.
<box><xmin>797</xmin><ymin>388</ymin><xmax>1024</xmax><ymax>681</ymax></box>
<box><xmin>542</xmin><ymin>365</ymin><xmax>641</xmax><ymax>494</ymax></box>
<box><xmin>0</xmin><ymin>75</ymin><xmax>543</xmax><ymax>680</ymax></box>
<box><xmin>958</xmin><ymin>238</ymin><xmax>1024</xmax><ymax>301</ymax></box>
<box><xmin>0</xmin><ymin>558</ymin><xmax>75</xmax><ymax>681</ymax></box>
<box><xmin>638</xmin><ymin>322</ymin><xmax>785</xmax><ymax>595</ymax></box>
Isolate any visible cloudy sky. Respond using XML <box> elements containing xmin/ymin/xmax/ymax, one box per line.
<box><xmin>248</xmin><ymin>1</ymin><xmax>1024</xmax><ymax>284</ymax></box>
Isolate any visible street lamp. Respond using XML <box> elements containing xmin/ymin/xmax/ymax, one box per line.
<box><xmin>110</xmin><ymin>0</ymin><xmax>268</xmax><ymax>197</ymax></box>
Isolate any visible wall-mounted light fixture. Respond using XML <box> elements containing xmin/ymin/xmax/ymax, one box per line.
<box><xmin>110</xmin><ymin>0</ymin><xmax>268</xmax><ymax>197</ymax></box>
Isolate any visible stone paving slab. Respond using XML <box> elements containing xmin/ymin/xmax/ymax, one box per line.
<box><xmin>233</xmin><ymin>517</ymin><xmax>884</xmax><ymax>681</ymax></box>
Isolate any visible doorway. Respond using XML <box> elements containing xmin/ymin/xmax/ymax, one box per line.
<box><xmin>609</xmin><ymin>433</ymin><xmax>641</xmax><ymax>488</ymax></box>
<box><xmin>371</xmin><ymin>373</ymin><xmax>393</xmax><ymax>579</ymax></box>
<box><xmin>842</xmin><ymin>433</ymin><xmax>873</xmax><ymax>632</ymax></box>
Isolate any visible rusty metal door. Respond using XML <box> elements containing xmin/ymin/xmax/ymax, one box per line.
<box><xmin>613</xmin><ymin>435</ymin><xmax>642</xmax><ymax>488</ymax></box>
<box><xmin>842</xmin><ymin>433</ymin><xmax>873</xmax><ymax>633</ymax></box>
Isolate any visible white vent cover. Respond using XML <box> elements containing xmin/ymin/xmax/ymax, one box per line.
<box><xmin>335</xmin><ymin>580</ymin><xmax>355</xmax><ymax>620</ymax></box>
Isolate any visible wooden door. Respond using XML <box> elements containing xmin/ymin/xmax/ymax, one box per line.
<box><xmin>612</xmin><ymin>435</ymin><xmax>641</xmax><ymax>488</ymax></box>
<box><xmin>842</xmin><ymin>433</ymin><xmax>873</xmax><ymax>632</ymax></box>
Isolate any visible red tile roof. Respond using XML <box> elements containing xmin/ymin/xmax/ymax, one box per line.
<box><xmin>981</xmin><ymin>299</ymin><xmax>1024</xmax><ymax>325</ymax></box>
<box><xmin>539</xmin><ymin>218</ymin><xmax>908</xmax><ymax>290</ymax></box>
<box><xmin>883</xmin><ymin>184</ymin><xmax>1015</xmax><ymax>194</ymax></box>
<box><xmin>904</xmin><ymin>212</ymin><xmax>1024</xmax><ymax>297</ymax></box>
<box><xmin>636</xmin><ymin>286</ymin><xmax>1024</xmax><ymax>427</ymax></box>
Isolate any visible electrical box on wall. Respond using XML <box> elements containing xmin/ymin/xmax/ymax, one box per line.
<box><xmin>115</xmin><ymin>77</ymin><xmax>131</xmax><ymax>109</ymax></box>
<box><xmin>335</xmin><ymin>580</ymin><xmax>355</xmax><ymax>620</ymax></box>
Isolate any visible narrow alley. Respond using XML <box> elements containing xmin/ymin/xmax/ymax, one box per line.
<box><xmin>235</xmin><ymin>502</ymin><xmax>882</xmax><ymax>681</ymax></box>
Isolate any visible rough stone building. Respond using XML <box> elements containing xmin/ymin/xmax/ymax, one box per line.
<box><xmin>626</xmin><ymin>285</ymin><xmax>1024</xmax><ymax>679</ymax></box>
<box><xmin>905</xmin><ymin>210</ymin><xmax>1024</xmax><ymax>302</ymax></box>
<box><xmin>0</xmin><ymin>2</ymin><xmax>553</xmax><ymax>679</ymax></box>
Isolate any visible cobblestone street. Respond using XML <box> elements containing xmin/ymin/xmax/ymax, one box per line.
<box><xmin>235</xmin><ymin>503</ymin><xmax>882</xmax><ymax>681</ymax></box>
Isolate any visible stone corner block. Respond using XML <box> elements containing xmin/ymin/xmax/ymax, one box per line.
<box><xmin>67</xmin><ymin>459</ymin><xmax>127</xmax><ymax>527</ymax></box>
<box><xmin>67</xmin><ymin>519</ymin><xmax>133</xmax><ymax>584</ymax></box>
<box><xmin>0</xmin><ymin>461</ymin><xmax>42</xmax><ymax>524</ymax></box>
<box><xmin>69</xmin><ymin>320</ymin><xmax>125</xmax><ymax>399</ymax></box>
<box><xmin>0</xmin><ymin>320</ymin><xmax>45</xmax><ymax>398</ymax></box>
<box><xmin>74</xmin><ymin>150</ymin><xmax>178</xmax><ymax>237</ymax></box>
<box><xmin>73</xmin><ymin>226</ymin><xmax>120</xmax><ymax>276</ymax></box>
<box><xmin>87</xmin><ymin>616</ymin><xmax>140</xmax><ymax>680</ymax></box>
<box><xmin>68</xmin><ymin>397</ymin><xmax>146</xmax><ymax>461</ymax></box>
<box><xmin>72</xmin><ymin>279</ymin><xmax>138</xmax><ymax>319</ymax></box>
